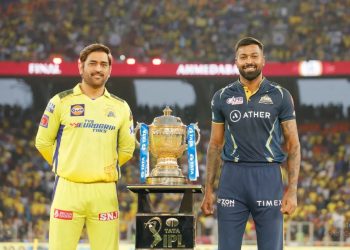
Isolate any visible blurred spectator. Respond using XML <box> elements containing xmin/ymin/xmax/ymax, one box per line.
<box><xmin>1</xmin><ymin>0</ymin><xmax>349</xmax><ymax>62</ymax></box>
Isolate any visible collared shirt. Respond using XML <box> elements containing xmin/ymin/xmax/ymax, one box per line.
<box><xmin>36</xmin><ymin>84</ymin><xmax>135</xmax><ymax>183</ymax></box>
<box><xmin>211</xmin><ymin>78</ymin><xmax>295</xmax><ymax>163</ymax></box>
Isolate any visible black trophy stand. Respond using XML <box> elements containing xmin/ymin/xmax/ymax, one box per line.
<box><xmin>127</xmin><ymin>184</ymin><xmax>203</xmax><ymax>250</ymax></box>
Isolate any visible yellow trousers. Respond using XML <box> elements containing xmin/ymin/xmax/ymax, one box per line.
<box><xmin>49</xmin><ymin>177</ymin><xmax>119</xmax><ymax>250</ymax></box>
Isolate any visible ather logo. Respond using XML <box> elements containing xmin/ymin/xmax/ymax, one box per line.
<box><xmin>229</xmin><ymin>110</ymin><xmax>242</xmax><ymax>122</ymax></box>
<box><xmin>230</xmin><ymin>110</ymin><xmax>271</xmax><ymax>122</ymax></box>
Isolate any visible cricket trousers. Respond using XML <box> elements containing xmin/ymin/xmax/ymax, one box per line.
<box><xmin>217</xmin><ymin>161</ymin><xmax>284</xmax><ymax>250</ymax></box>
<box><xmin>49</xmin><ymin>177</ymin><xmax>120</xmax><ymax>250</ymax></box>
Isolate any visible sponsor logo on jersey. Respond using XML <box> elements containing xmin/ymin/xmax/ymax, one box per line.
<box><xmin>70</xmin><ymin>119</ymin><xmax>116</xmax><ymax>133</ymax></box>
<box><xmin>226</xmin><ymin>96</ymin><xmax>243</xmax><ymax>105</ymax></box>
<box><xmin>46</xmin><ymin>102</ymin><xmax>55</xmax><ymax>113</ymax></box>
<box><xmin>217</xmin><ymin>198</ymin><xmax>235</xmax><ymax>207</ymax></box>
<box><xmin>258</xmin><ymin>95</ymin><xmax>273</xmax><ymax>104</ymax></box>
<box><xmin>229</xmin><ymin>110</ymin><xmax>271</xmax><ymax>122</ymax></box>
<box><xmin>99</xmin><ymin>211</ymin><xmax>119</xmax><ymax>221</ymax></box>
<box><xmin>40</xmin><ymin>114</ymin><xmax>49</xmax><ymax>127</ymax></box>
<box><xmin>256</xmin><ymin>200</ymin><xmax>282</xmax><ymax>207</ymax></box>
<box><xmin>54</xmin><ymin>209</ymin><xmax>73</xmax><ymax>220</ymax></box>
<box><xmin>70</xmin><ymin>104</ymin><xmax>85</xmax><ymax>116</ymax></box>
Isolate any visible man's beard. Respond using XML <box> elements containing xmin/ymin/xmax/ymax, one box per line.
<box><xmin>238</xmin><ymin>67</ymin><xmax>262</xmax><ymax>81</ymax></box>
<box><xmin>82</xmin><ymin>73</ymin><xmax>107</xmax><ymax>88</ymax></box>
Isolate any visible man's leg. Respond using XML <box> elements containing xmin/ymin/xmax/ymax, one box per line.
<box><xmin>49</xmin><ymin>177</ymin><xmax>85</xmax><ymax>250</ymax></box>
<box><xmin>217</xmin><ymin>162</ymin><xmax>251</xmax><ymax>250</ymax></box>
<box><xmin>217</xmin><ymin>198</ymin><xmax>250</xmax><ymax>250</ymax></box>
<box><xmin>250</xmin><ymin>165</ymin><xmax>284</xmax><ymax>250</ymax></box>
<box><xmin>253</xmin><ymin>206</ymin><xmax>283</xmax><ymax>250</ymax></box>
<box><xmin>86</xmin><ymin>182</ymin><xmax>119</xmax><ymax>250</ymax></box>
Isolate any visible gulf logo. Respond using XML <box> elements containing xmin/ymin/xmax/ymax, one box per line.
<box><xmin>70</xmin><ymin>104</ymin><xmax>85</xmax><ymax>116</ymax></box>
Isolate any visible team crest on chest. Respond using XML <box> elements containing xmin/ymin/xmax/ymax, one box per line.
<box><xmin>226</xmin><ymin>96</ymin><xmax>243</xmax><ymax>105</ymax></box>
<box><xmin>107</xmin><ymin>111</ymin><xmax>116</xmax><ymax>118</ymax></box>
<box><xmin>105</xmin><ymin>107</ymin><xmax>117</xmax><ymax>118</ymax></box>
<box><xmin>258</xmin><ymin>95</ymin><xmax>273</xmax><ymax>104</ymax></box>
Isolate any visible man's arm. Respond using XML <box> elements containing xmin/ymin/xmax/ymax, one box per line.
<box><xmin>35</xmin><ymin>95</ymin><xmax>61</xmax><ymax>165</ymax></box>
<box><xmin>201</xmin><ymin>122</ymin><xmax>224</xmax><ymax>215</ymax></box>
<box><xmin>280</xmin><ymin>119</ymin><xmax>301</xmax><ymax>215</ymax></box>
<box><xmin>117</xmin><ymin>104</ymin><xmax>135</xmax><ymax>166</ymax></box>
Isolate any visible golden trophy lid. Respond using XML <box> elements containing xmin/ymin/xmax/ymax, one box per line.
<box><xmin>152</xmin><ymin>106</ymin><xmax>183</xmax><ymax>126</ymax></box>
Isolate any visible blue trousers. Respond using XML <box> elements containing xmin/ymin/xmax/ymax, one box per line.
<box><xmin>217</xmin><ymin>162</ymin><xmax>284</xmax><ymax>250</ymax></box>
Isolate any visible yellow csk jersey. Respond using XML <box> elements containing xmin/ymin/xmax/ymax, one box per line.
<box><xmin>35</xmin><ymin>84</ymin><xmax>135</xmax><ymax>183</ymax></box>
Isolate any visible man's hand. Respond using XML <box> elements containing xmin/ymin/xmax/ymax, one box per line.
<box><xmin>280</xmin><ymin>188</ymin><xmax>297</xmax><ymax>215</ymax></box>
<box><xmin>201</xmin><ymin>189</ymin><xmax>215</xmax><ymax>215</ymax></box>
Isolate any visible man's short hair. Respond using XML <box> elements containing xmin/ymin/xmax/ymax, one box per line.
<box><xmin>79</xmin><ymin>43</ymin><xmax>112</xmax><ymax>65</ymax></box>
<box><xmin>234</xmin><ymin>37</ymin><xmax>264</xmax><ymax>53</ymax></box>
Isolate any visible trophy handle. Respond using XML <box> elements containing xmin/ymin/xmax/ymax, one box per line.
<box><xmin>185</xmin><ymin>123</ymin><xmax>201</xmax><ymax>150</ymax></box>
<box><xmin>134</xmin><ymin>122</ymin><xmax>141</xmax><ymax>147</ymax></box>
<box><xmin>194</xmin><ymin>122</ymin><xmax>201</xmax><ymax>145</ymax></box>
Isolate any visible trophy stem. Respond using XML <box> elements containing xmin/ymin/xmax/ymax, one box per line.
<box><xmin>146</xmin><ymin>158</ymin><xmax>187</xmax><ymax>185</ymax></box>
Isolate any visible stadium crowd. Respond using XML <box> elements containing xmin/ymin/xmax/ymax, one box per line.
<box><xmin>0</xmin><ymin>104</ymin><xmax>349</xmax><ymax>245</ymax></box>
<box><xmin>1</xmin><ymin>0</ymin><xmax>349</xmax><ymax>62</ymax></box>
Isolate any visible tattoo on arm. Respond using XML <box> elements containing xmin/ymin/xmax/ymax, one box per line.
<box><xmin>282</xmin><ymin>120</ymin><xmax>301</xmax><ymax>193</ymax></box>
<box><xmin>206</xmin><ymin>144</ymin><xmax>223</xmax><ymax>188</ymax></box>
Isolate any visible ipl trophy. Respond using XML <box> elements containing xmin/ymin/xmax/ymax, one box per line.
<box><xmin>128</xmin><ymin>106</ymin><xmax>203</xmax><ymax>249</ymax></box>
<box><xmin>135</xmin><ymin>106</ymin><xmax>200</xmax><ymax>185</ymax></box>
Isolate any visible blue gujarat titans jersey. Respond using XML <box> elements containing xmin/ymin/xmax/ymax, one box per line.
<box><xmin>211</xmin><ymin>78</ymin><xmax>295</xmax><ymax>163</ymax></box>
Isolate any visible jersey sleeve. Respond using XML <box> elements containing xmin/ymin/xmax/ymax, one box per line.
<box><xmin>279</xmin><ymin>88</ymin><xmax>296</xmax><ymax>123</ymax></box>
<box><xmin>211</xmin><ymin>90</ymin><xmax>225</xmax><ymax>123</ymax></box>
<box><xmin>117</xmin><ymin>102</ymin><xmax>135</xmax><ymax>166</ymax></box>
<box><xmin>35</xmin><ymin>95</ymin><xmax>61</xmax><ymax>165</ymax></box>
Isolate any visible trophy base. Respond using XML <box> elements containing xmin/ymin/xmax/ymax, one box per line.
<box><xmin>146</xmin><ymin>176</ymin><xmax>187</xmax><ymax>185</ymax></box>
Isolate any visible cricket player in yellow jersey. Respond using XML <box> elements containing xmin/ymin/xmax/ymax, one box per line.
<box><xmin>35</xmin><ymin>43</ymin><xmax>135</xmax><ymax>250</ymax></box>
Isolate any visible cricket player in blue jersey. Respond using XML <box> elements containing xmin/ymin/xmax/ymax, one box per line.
<box><xmin>201</xmin><ymin>37</ymin><xmax>301</xmax><ymax>250</ymax></box>
<box><xmin>36</xmin><ymin>43</ymin><xmax>135</xmax><ymax>250</ymax></box>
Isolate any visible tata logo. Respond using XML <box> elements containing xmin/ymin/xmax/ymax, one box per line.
<box><xmin>70</xmin><ymin>104</ymin><xmax>85</xmax><ymax>116</ymax></box>
<box><xmin>165</xmin><ymin>218</ymin><xmax>179</xmax><ymax>227</ymax></box>
<box><xmin>230</xmin><ymin>110</ymin><xmax>242</xmax><ymax>122</ymax></box>
<box><xmin>46</xmin><ymin>102</ymin><xmax>55</xmax><ymax>113</ymax></box>
<box><xmin>99</xmin><ymin>211</ymin><xmax>119</xmax><ymax>221</ymax></box>
<box><xmin>54</xmin><ymin>209</ymin><xmax>73</xmax><ymax>220</ymax></box>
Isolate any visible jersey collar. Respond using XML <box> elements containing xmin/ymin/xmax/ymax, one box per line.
<box><xmin>238</xmin><ymin>77</ymin><xmax>266</xmax><ymax>99</ymax></box>
<box><xmin>73</xmin><ymin>83</ymin><xmax>111</xmax><ymax>98</ymax></box>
